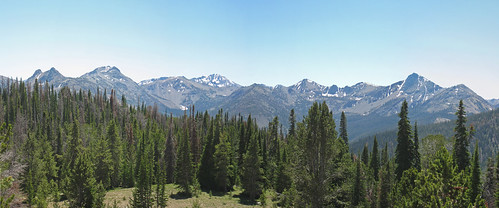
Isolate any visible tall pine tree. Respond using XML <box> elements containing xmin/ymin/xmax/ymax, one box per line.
<box><xmin>395</xmin><ymin>100</ymin><xmax>413</xmax><ymax>179</ymax></box>
<box><xmin>453</xmin><ymin>100</ymin><xmax>471</xmax><ymax>172</ymax></box>
<box><xmin>370</xmin><ymin>136</ymin><xmax>380</xmax><ymax>181</ymax></box>
<box><xmin>413</xmin><ymin>122</ymin><xmax>421</xmax><ymax>171</ymax></box>
<box><xmin>470</xmin><ymin>140</ymin><xmax>481</xmax><ymax>204</ymax></box>
<box><xmin>339</xmin><ymin>111</ymin><xmax>348</xmax><ymax>146</ymax></box>
<box><xmin>361</xmin><ymin>143</ymin><xmax>369</xmax><ymax>166</ymax></box>
<box><xmin>242</xmin><ymin>133</ymin><xmax>263</xmax><ymax>200</ymax></box>
<box><xmin>131</xmin><ymin>133</ymin><xmax>153</xmax><ymax>208</ymax></box>
<box><xmin>175</xmin><ymin>118</ymin><xmax>193</xmax><ymax>195</ymax></box>
<box><xmin>352</xmin><ymin>158</ymin><xmax>365</xmax><ymax>206</ymax></box>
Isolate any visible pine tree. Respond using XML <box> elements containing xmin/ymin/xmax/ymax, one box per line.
<box><xmin>67</xmin><ymin>149</ymin><xmax>105</xmax><ymax>208</ymax></box>
<box><xmin>93</xmin><ymin>135</ymin><xmax>112</xmax><ymax>189</ymax></box>
<box><xmin>395</xmin><ymin>100</ymin><xmax>413</xmax><ymax>179</ymax></box>
<box><xmin>214</xmin><ymin>133</ymin><xmax>230</xmax><ymax>192</ymax></box>
<box><xmin>165</xmin><ymin>116</ymin><xmax>176</xmax><ymax>184</ymax></box>
<box><xmin>175</xmin><ymin>120</ymin><xmax>193</xmax><ymax>195</ymax></box>
<box><xmin>413</xmin><ymin>122</ymin><xmax>421</xmax><ymax>171</ymax></box>
<box><xmin>297</xmin><ymin>101</ymin><xmax>337</xmax><ymax>208</ymax></box>
<box><xmin>352</xmin><ymin>158</ymin><xmax>365</xmax><ymax>206</ymax></box>
<box><xmin>483</xmin><ymin>157</ymin><xmax>496</xmax><ymax>207</ymax></box>
<box><xmin>242</xmin><ymin>133</ymin><xmax>263</xmax><ymax>200</ymax></box>
<box><xmin>106</xmin><ymin>120</ymin><xmax>122</xmax><ymax>188</ymax></box>
<box><xmin>288</xmin><ymin>109</ymin><xmax>296</xmax><ymax>138</ymax></box>
<box><xmin>381</xmin><ymin>143</ymin><xmax>388</xmax><ymax>167</ymax></box>
<box><xmin>361</xmin><ymin>143</ymin><xmax>369</xmax><ymax>166</ymax></box>
<box><xmin>275</xmin><ymin>148</ymin><xmax>291</xmax><ymax>193</ymax></box>
<box><xmin>198</xmin><ymin>121</ymin><xmax>215</xmax><ymax>190</ymax></box>
<box><xmin>470</xmin><ymin>140</ymin><xmax>481</xmax><ymax>204</ymax></box>
<box><xmin>370</xmin><ymin>136</ymin><xmax>380</xmax><ymax>181</ymax></box>
<box><xmin>377</xmin><ymin>163</ymin><xmax>391</xmax><ymax>208</ymax></box>
<box><xmin>339</xmin><ymin>111</ymin><xmax>348</xmax><ymax>146</ymax></box>
<box><xmin>131</xmin><ymin>133</ymin><xmax>153</xmax><ymax>208</ymax></box>
<box><xmin>155</xmin><ymin>163</ymin><xmax>167</xmax><ymax>208</ymax></box>
<box><xmin>453</xmin><ymin>100</ymin><xmax>470</xmax><ymax>172</ymax></box>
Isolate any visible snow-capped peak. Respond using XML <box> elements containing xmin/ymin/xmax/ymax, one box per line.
<box><xmin>192</xmin><ymin>74</ymin><xmax>237</xmax><ymax>87</ymax></box>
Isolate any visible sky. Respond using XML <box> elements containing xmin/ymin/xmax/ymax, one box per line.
<box><xmin>0</xmin><ymin>1</ymin><xmax>498</xmax><ymax>99</ymax></box>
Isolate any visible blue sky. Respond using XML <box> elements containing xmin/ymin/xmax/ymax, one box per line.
<box><xmin>0</xmin><ymin>0</ymin><xmax>498</xmax><ymax>99</ymax></box>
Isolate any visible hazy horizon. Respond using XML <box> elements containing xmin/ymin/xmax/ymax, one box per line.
<box><xmin>1</xmin><ymin>1</ymin><xmax>498</xmax><ymax>99</ymax></box>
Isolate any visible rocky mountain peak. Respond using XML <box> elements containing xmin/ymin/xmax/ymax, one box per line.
<box><xmin>192</xmin><ymin>74</ymin><xmax>237</xmax><ymax>88</ymax></box>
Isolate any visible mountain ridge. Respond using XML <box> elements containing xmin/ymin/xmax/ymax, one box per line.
<box><xmin>4</xmin><ymin>66</ymin><xmax>493</xmax><ymax>140</ymax></box>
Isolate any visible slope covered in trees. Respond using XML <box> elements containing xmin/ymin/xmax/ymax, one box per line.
<box><xmin>352</xmin><ymin>107</ymin><xmax>499</xmax><ymax>168</ymax></box>
<box><xmin>0</xmin><ymin>78</ymin><xmax>497</xmax><ymax>207</ymax></box>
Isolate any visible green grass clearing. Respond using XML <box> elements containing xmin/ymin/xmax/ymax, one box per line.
<box><xmin>50</xmin><ymin>184</ymin><xmax>265</xmax><ymax>208</ymax></box>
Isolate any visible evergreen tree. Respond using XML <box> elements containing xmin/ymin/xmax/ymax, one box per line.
<box><xmin>296</xmin><ymin>102</ymin><xmax>337</xmax><ymax>208</ymax></box>
<box><xmin>453</xmin><ymin>100</ymin><xmax>470</xmax><ymax>172</ymax></box>
<box><xmin>352</xmin><ymin>158</ymin><xmax>365</xmax><ymax>206</ymax></box>
<box><xmin>470</xmin><ymin>140</ymin><xmax>481</xmax><ymax>204</ymax></box>
<box><xmin>155</xmin><ymin>163</ymin><xmax>167</xmax><ymax>208</ymax></box>
<box><xmin>242</xmin><ymin>133</ymin><xmax>263</xmax><ymax>200</ymax></box>
<box><xmin>175</xmin><ymin>120</ymin><xmax>193</xmax><ymax>195</ymax></box>
<box><xmin>165</xmin><ymin>116</ymin><xmax>176</xmax><ymax>184</ymax></box>
<box><xmin>93</xmin><ymin>135</ymin><xmax>112</xmax><ymax>189</ymax></box>
<box><xmin>381</xmin><ymin>143</ymin><xmax>388</xmax><ymax>167</ymax></box>
<box><xmin>214</xmin><ymin>133</ymin><xmax>230</xmax><ymax>192</ymax></box>
<box><xmin>377</xmin><ymin>163</ymin><xmax>391</xmax><ymax>208</ymax></box>
<box><xmin>198</xmin><ymin>121</ymin><xmax>215</xmax><ymax>190</ymax></box>
<box><xmin>275</xmin><ymin>148</ymin><xmax>291</xmax><ymax>193</ymax></box>
<box><xmin>361</xmin><ymin>143</ymin><xmax>369</xmax><ymax>166</ymax></box>
<box><xmin>483</xmin><ymin>157</ymin><xmax>496</xmax><ymax>207</ymax></box>
<box><xmin>106</xmin><ymin>120</ymin><xmax>122</xmax><ymax>188</ymax></box>
<box><xmin>413</xmin><ymin>122</ymin><xmax>421</xmax><ymax>171</ymax></box>
<box><xmin>131</xmin><ymin>133</ymin><xmax>153</xmax><ymax>208</ymax></box>
<box><xmin>395</xmin><ymin>100</ymin><xmax>413</xmax><ymax>179</ymax></box>
<box><xmin>339</xmin><ymin>111</ymin><xmax>348</xmax><ymax>146</ymax></box>
<box><xmin>67</xmin><ymin>149</ymin><xmax>105</xmax><ymax>208</ymax></box>
<box><xmin>370</xmin><ymin>136</ymin><xmax>380</xmax><ymax>181</ymax></box>
<box><xmin>288</xmin><ymin>109</ymin><xmax>296</xmax><ymax>138</ymax></box>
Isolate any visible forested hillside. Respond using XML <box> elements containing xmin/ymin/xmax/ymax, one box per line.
<box><xmin>0</xmin><ymin>78</ymin><xmax>497</xmax><ymax>207</ymax></box>
<box><xmin>352</xmin><ymin>108</ymin><xmax>499</xmax><ymax>168</ymax></box>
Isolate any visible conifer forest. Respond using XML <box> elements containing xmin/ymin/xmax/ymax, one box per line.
<box><xmin>0</xmin><ymin>79</ymin><xmax>498</xmax><ymax>208</ymax></box>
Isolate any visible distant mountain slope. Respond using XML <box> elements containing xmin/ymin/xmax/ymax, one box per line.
<box><xmin>488</xmin><ymin>98</ymin><xmax>499</xmax><ymax>109</ymax></box>
<box><xmin>351</xmin><ymin>108</ymin><xmax>499</xmax><ymax>168</ymax></box>
<box><xmin>10</xmin><ymin>67</ymin><xmax>493</xmax><ymax>141</ymax></box>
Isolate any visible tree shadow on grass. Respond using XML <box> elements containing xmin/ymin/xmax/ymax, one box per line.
<box><xmin>233</xmin><ymin>193</ymin><xmax>258</xmax><ymax>206</ymax></box>
<box><xmin>170</xmin><ymin>192</ymin><xmax>192</xmax><ymax>200</ymax></box>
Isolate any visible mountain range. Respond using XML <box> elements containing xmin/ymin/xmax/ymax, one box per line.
<box><xmin>2</xmin><ymin>66</ymin><xmax>495</xmax><ymax>140</ymax></box>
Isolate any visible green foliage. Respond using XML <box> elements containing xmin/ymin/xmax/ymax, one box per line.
<box><xmin>395</xmin><ymin>100</ymin><xmax>414</xmax><ymax>180</ymax></box>
<box><xmin>0</xmin><ymin>79</ymin><xmax>494</xmax><ymax>207</ymax></box>
<box><xmin>377</xmin><ymin>163</ymin><xmax>392</xmax><ymax>208</ymax></box>
<box><xmin>469</xmin><ymin>141</ymin><xmax>481</xmax><ymax>204</ymax></box>
<box><xmin>214</xmin><ymin>133</ymin><xmax>230</xmax><ymax>192</ymax></box>
<box><xmin>370</xmin><ymin>136</ymin><xmax>380</xmax><ymax>181</ymax></box>
<box><xmin>339</xmin><ymin>111</ymin><xmax>348</xmax><ymax>146</ymax></box>
<box><xmin>67</xmin><ymin>149</ymin><xmax>105</xmax><ymax>208</ymax></box>
<box><xmin>0</xmin><ymin>123</ymin><xmax>14</xmax><ymax>208</ymax></box>
<box><xmin>106</xmin><ymin>120</ymin><xmax>123</xmax><ymax>188</ymax></box>
<box><xmin>351</xmin><ymin>159</ymin><xmax>365</xmax><ymax>206</ymax></box>
<box><xmin>93</xmin><ymin>135</ymin><xmax>112</xmax><ymax>189</ymax></box>
<box><xmin>242</xmin><ymin>133</ymin><xmax>263</xmax><ymax>200</ymax></box>
<box><xmin>198</xmin><ymin>122</ymin><xmax>216</xmax><ymax>190</ymax></box>
<box><xmin>131</xmin><ymin>133</ymin><xmax>153</xmax><ymax>208</ymax></box>
<box><xmin>361</xmin><ymin>143</ymin><xmax>369</xmax><ymax>166</ymax></box>
<box><xmin>294</xmin><ymin>102</ymin><xmax>349</xmax><ymax>208</ymax></box>
<box><xmin>453</xmin><ymin>100</ymin><xmax>471</xmax><ymax>172</ymax></box>
<box><xmin>175</xmin><ymin>121</ymin><xmax>193</xmax><ymax>195</ymax></box>
<box><xmin>413</xmin><ymin>122</ymin><xmax>421</xmax><ymax>171</ymax></box>
<box><xmin>275</xmin><ymin>148</ymin><xmax>291</xmax><ymax>193</ymax></box>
